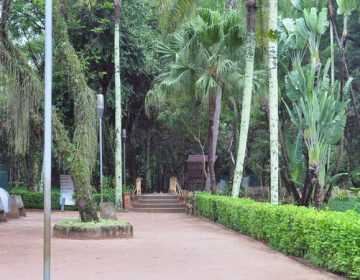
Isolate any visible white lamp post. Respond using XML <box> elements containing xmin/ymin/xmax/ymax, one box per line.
<box><xmin>44</xmin><ymin>1</ymin><xmax>53</xmax><ymax>279</ymax></box>
<box><xmin>97</xmin><ymin>94</ymin><xmax>104</xmax><ymax>203</ymax></box>
<box><xmin>122</xmin><ymin>129</ymin><xmax>126</xmax><ymax>188</ymax></box>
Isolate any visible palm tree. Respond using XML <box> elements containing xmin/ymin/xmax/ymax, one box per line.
<box><xmin>147</xmin><ymin>8</ymin><xmax>245</xmax><ymax>193</ymax></box>
<box><xmin>114</xmin><ymin>0</ymin><xmax>123</xmax><ymax>208</ymax></box>
<box><xmin>282</xmin><ymin>7</ymin><xmax>350</xmax><ymax>208</ymax></box>
<box><xmin>285</xmin><ymin>59</ymin><xmax>349</xmax><ymax>208</ymax></box>
<box><xmin>157</xmin><ymin>0</ymin><xmax>198</xmax><ymax>34</ymax></box>
<box><xmin>157</xmin><ymin>0</ymin><xmax>234</xmax><ymax>34</ymax></box>
<box><xmin>232</xmin><ymin>0</ymin><xmax>257</xmax><ymax>198</ymax></box>
<box><xmin>268</xmin><ymin>0</ymin><xmax>279</xmax><ymax>204</ymax></box>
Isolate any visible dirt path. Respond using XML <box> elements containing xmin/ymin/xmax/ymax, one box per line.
<box><xmin>0</xmin><ymin>211</ymin><xmax>341</xmax><ymax>280</ymax></box>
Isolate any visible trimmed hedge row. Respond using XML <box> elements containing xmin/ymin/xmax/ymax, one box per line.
<box><xmin>9</xmin><ymin>188</ymin><xmax>115</xmax><ymax>210</ymax></box>
<box><xmin>9</xmin><ymin>188</ymin><xmax>63</xmax><ymax>210</ymax></box>
<box><xmin>195</xmin><ymin>193</ymin><xmax>360</xmax><ymax>279</ymax></box>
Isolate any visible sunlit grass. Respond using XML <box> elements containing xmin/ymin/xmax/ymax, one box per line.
<box><xmin>56</xmin><ymin>219</ymin><xmax>128</xmax><ymax>228</ymax></box>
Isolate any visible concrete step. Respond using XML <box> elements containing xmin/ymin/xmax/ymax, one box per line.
<box><xmin>139</xmin><ymin>194</ymin><xmax>179</xmax><ymax>200</ymax></box>
<box><xmin>131</xmin><ymin>207</ymin><xmax>186</xmax><ymax>213</ymax></box>
<box><xmin>137</xmin><ymin>198</ymin><xmax>180</xmax><ymax>204</ymax></box>
<box><xmin>132</xmin><ymin>203</ymin><xmax>186</xmax><ymax>209</ymax></box>
<box><xmin>131</xmin><ymin>193</ymin><xmax>186</xmax><ymax>213</ymax></box>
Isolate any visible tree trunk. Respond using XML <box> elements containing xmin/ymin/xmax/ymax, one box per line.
<box><xmin>313</xmin><ymin>178</ymin><xmax>323</xmax><ymax>210</ymax></box>
<box><xmin>268</xmin><ymin>0</ymin><xmax>279</xmax><ymax>205</ymax></box>
<box><xmin>301</xmin><ymin>154</ymin><xmax>313</xmax><ymax>207</ymax></box>
<box><xmin>53</xmin><ymin>2</ymin><xmax>98</xmax><ymax>221</ymax></box>
<box><xmin>278</xmin><ymin>123</ymin><xmax>301</xmax><ymax>203</ymax></box>
<box><xmin>232</xmin><ymin>0</ymin><xmax>257</xmax><ymax>198</ymax></box>
<box><xmin>207</xmin><ymin>88</ymin><xmax>222</xmax><ymax>194</ymax></box>
<box><xmin>53</xmin><ymin>113</ymin><xmax>98</xmax><ymax>222</ymax></box>
<box><xmin>145</xmin><ymin>136</ymin><xmax>151</xmax><ymax>192</ymax></box>
<box><xmin>114</xmin><ymin>0</ymin><xmax>123</xmax><ymax>208</ymax></box>
<box><xmin>0</xmin><ymin>0</ymin><xmax>11</xmax><ymax>37</ymax></box>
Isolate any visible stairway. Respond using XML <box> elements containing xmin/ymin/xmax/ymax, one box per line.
<box><xmin>131</xmin><ymin>193</ymin><xmax>186</xmax><ymax>213</ymax></box>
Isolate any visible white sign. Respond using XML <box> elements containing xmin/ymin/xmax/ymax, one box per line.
<box><xmin>60</xmin><ymin>175</ymin><xmax>76</xmax><ymax>206</ymax></box>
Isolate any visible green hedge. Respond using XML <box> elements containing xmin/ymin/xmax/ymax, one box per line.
<box><xmin>9</xmin><ymin>188</ymin><xmax>64</xmax><ymax>210</ymax></box>
<box><xmin>8</xmin><ymin>187</ymin><xmax>116</xmax><ymax>210</ymax></box>
<box><xmin>195</xmin><ymin>193</ymin><xmax>360</xmax><ymax>279</ymax></box>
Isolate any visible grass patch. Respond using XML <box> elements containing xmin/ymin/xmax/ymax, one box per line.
<box><xmin>56</xmin><ymin>219</ymin><xmax>128</xmax><ymax>228</ymax></box>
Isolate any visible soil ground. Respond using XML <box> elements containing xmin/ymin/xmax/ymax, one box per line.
<box><xmin>0</xmin><ymin>210</ymin><xmax>342</xmax><ymax>280</ymax></box>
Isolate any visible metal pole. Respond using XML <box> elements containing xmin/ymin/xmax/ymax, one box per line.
<box><xmin>44</xmin><ymin>0</ymin><xmax>53</xmax><ymax>279</ymax></box>
<box><xmin>123</xmin><ymin>139</ymin><xmax>126</xmax><ymax>188</ymax></box>
<box><xmin>99</xmin><ymin>117</ymin><xmax>103</xmax><ymax>203</ymax></box>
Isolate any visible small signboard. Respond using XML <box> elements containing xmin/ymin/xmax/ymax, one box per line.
<box><xmin>60</xmin><ymin>175</ymin><xmax>76</xmax><ymax>206</ymax></box>
<box><xmin>0</xmin><ymin>171</ymin><xmax>8</xmax><ymax>190</ymax></box>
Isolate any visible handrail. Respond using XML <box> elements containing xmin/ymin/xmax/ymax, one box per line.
<box><xmin>132</xmin><ymin>177</ymin><xmax>142</xmax><ymax>196</ymax></box>
<box><xmin>175</xmin><ymin>177</ymin><xmax>183</xmax><ymax>196</ymax></box>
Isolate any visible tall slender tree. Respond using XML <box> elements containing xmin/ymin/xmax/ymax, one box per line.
<box><xmin>114</xmin><ymin>0</ymin><xmax>123</xmax><ymax>208</ymax></box>
<box><xmin>268</xmin><ymin>0</ymin><xmax>279</xmax><ymax>204</ymax></box>
<box><xmin>232</xmin><ymin>0</ymin><xmax>257</xmax><ymax>197</ymax></box>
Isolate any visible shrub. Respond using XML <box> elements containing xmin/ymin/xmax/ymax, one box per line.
<box><xmin>9</xmin><ymin>188</ymin><xmax>62</xmax><ymax>210</ymax></box>
<box><xmin>325</xmin><ymin>197</ymin><xmax>360</xmax><ymax>213</ymax></box>
<box><xmin>92</xmin><ymin>187</ymin><xmax>115</xmax><ymax>204</ymax></box>
<box><xmin>195</xmin><ymin>193</ymin><xmax>360</xmax><ymax>279</ymax></box>
<box><xmin>350</xmin><ymin>167</ymin><xmax>360</xmax><ymax>187</ymax></box>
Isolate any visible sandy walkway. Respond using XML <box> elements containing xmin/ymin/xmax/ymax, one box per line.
<box><xmin>0</xmin><ymin>211</ymin><xmax>341</xmax><ymax>280</ymax></box>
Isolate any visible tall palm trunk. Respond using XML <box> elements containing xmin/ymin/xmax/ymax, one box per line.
<box><xmin>114</xmin><ymin>0</ymin><xmax>123</xmax><ymax>208</ymax></box>
<box><xmin>268</xmin><ymin>0</ymin><xmax>279</xmax><ymax>205</ymax></box>
<box><xmin>232</xmin><ymin>0</ymin><xmax>257</xmax><ymax>197</ymax></box>
<box><xmin>324</xmin><ymin>22</ymin><xmax>336</xmax><ymax>203</ymax></box>
<box><xmin>207</xmin><ymin>88</ymin><xmax>222</xmax><ymax>194</ymax></box>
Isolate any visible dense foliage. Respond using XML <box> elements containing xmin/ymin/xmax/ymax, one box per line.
<box><xmin>0</xmin><ymin>0</ymin><xmax>360</xmax><ymax>211</ymax></box>
<box><xmin>195</xmin><ymin>193</ymin><xmax>360</xmax><ymax>278</ymax></box>
<box><xmin>0</xmin><ymin>0</ymin><xmax>360</xmax><ymax>275</ymax></box>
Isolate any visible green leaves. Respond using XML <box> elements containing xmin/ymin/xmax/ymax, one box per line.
<box><xmin>304</xmin><ymin>8</ymin><xmax>317</xmax><ymax>33</ymax></box>
<box><xmin>316</xmin><ymin>8</ymin><xmax>328</xmax><ymax>34</ymax></box>
<box><xmin>303</xmin><ymin>7</ymin><xmax>328</xmax><ymax>35</ymax></box>
<box><xmin>290</xmin><ymin>0</ymin><xmax>328</xmax><ymax>10</ymax></box>
<box><xmin>197</xmin><ymin>9</ymin><xmax>223</xmax><ymax>46</ymax></box>
<box><xmin>336</xmin><ymin>0</ymin><xmax>360</xmax><ymax>15</ymax></box>
<box><xmin>148</xmin><ymin>7</ymin><xmax>246</xmax><ymax>111</ymax></box>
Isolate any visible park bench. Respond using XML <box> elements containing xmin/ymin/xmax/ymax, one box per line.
<box><xmin>7</xmin><ymin>195</ymin><xmax>26</xmax><ymax>218</ymax></box>
<box><xmin>13</xmin><ymin>195</ymin><xmax>26</xmax><ymax>217</ymax></box>
<box><xmin>0</xmin><ymin>196</ymin><xmax>7</xmax><ymax>222</ymax></box>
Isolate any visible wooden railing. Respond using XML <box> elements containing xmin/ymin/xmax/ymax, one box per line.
<box><xmin>169</xmin><ymin>176</ymin><xmax>183</xmax><ymax>196</ymax></box>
